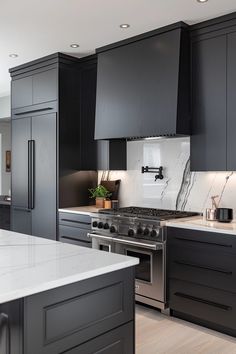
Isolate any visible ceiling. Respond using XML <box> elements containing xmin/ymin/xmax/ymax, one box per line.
<box><xmin>1</xmin><ymin>0</ymin><xmax>236</xmax><ymax>97</ymax></box>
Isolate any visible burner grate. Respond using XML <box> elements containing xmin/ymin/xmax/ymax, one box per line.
<box><xmin>99</xmin><ymin>206</ymin><xmax>200</xmax><ymax>220</ymax></box>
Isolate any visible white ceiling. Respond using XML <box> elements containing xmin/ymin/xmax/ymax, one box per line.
<box><xmin>1</xmin><ymin>0</ymin><xmax>236</xmax><ymax>97</ymax></box>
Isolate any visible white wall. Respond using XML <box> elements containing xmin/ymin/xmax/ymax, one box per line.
<box><xmin>0</xmin><ymin>96</ymin><xmax>10</xmax><ymax>119</ymax></box>
<box><xmin>98</xmin><ymin>137</ymin><xmax>236</xmax><ymax>215</ymax></box>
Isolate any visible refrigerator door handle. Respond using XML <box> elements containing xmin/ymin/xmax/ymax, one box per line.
<box><xmin>28</xmin><ymin>140</ymin><xmax>35</xmax><ymax>210</ymax></box>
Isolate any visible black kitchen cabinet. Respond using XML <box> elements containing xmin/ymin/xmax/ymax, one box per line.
<box><xmin>97</xmin><ymin>140</ymin><xmax>127</xmax><ymax>170</ymax></box>
<box><xmin>10</xmin><ymin>53</ymin><xmax>98</xmax><ymax>239</ymax></box>
<box><xmin>227</xmin><ymin>31</ymin><xmax>236</xmax><ymax>170</ymax></box>
<box><xmin>59</xmin><ymin>212</ymin><xmax>92</xmax><ymax>247</ymax></box>
<box><xmin>191</xmin><ymin>35</ymin><xmax>227</xmax><ymax>171</ymax></box>
<box><xmin>11</xmin><ymin>111</ymin><xmax>57</xmax><ymax>240</ymax></box>
<box><xmin>0</xmin><ymin>268</ymin><xmax>135</xmax><ymax>354</ymax></box>
<box><xmin>95</xmin><ymin>23</ymin><xmax>190</xmax><ymax>140</ymax></box>
<box><xmin>167</xmin><ymin>227</ymin><xmax>236</xmax><ymax>336</ymax></box>
<box><xmin>191</xmin><ymin>12</ymin><xmax>236</xmax><ymax>171</ymax></box>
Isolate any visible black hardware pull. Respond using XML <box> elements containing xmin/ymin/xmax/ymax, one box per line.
<box><xmin>61</xmin><ymin>236</ymin><xmax>91</xmax><ymax>244</ymax></box>
<box><xmin>28</xmin><ymin>140</ymin><xmax>35</xmax><ymax>210</ymax></box>
<box><xmin>175</xmin><ymin>237</ymin><xmax>232</xmax><ymax>248</ymax></box>
<box><xmin>174</xmin><ymin>260</ymin><xmax>233</xmax><ymax>275</ymax></box>
<box><xmin>14</xmin><ymin>107</ymin><xmax>53</xmax><ymax>116</ymax></box>
<box><xmin>174</xmin><ymin>292</ymin><xmax>232</xmax><ymax>311</ymax></box>
<box><xmin>60</xmin><ymin>219</ymin><xmax>91</xmax><ymax>226</ymax></box>
<box><xmin>0</xmin><ymin>313</ymin><xmax>10</xmax><ymax>354</ymax></box>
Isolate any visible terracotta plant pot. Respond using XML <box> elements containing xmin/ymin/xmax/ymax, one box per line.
<box><xmin>96</xmin><ymin>197</ymin><xmax>104</xmax><ymax>208</ymax></box>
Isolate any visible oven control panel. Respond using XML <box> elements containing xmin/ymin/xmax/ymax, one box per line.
<box><xmin>91</xmin><ymin>215</ymin><xmax>163</xmax><ymax>241</ymax></box>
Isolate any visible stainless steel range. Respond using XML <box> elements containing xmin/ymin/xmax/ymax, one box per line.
<box><xmin>88</xmin><ymin>207</ymin><xmax>199</xmax><ymax>310</ymax></box>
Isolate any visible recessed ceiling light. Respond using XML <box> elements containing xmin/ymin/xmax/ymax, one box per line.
<box><xmin>197</xmin><ymin>0</ymin><xmax>208</xmax><ymax>3</ymax></box>
<box><xmin>70</xmin><ymin>44</ymin><xmax>80</xmax><ymax>48</ymax></box>
<box><xmin>120</xmin><ymin>24</ymin><xmax>130</xmax><ymax>29</ymax></box>
<box><xmin>9</xmin><ymin>54</ymin><xmax>18</xmax><ymax>58</ymax></box>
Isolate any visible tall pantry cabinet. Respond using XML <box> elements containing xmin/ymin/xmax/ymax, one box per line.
<box><xmin>9</xmin><ymin>53</ymin><xmax>98</xmax><ymax>239</ymax></box>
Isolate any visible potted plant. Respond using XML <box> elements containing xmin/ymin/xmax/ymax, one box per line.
<box><xmin>89</xmin><ymin>185</ymin><xmax>112</xmax><ymax>208</ymax></box>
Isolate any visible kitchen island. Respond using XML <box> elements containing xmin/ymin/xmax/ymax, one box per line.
<box><xmin>0</xmin><ymin>230</ymin><xmax>138</xmax><ymax>354</ymax></box>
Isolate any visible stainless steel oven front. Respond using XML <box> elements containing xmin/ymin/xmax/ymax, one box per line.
<box><xmin>88</xmin><ymin>232</ymin><xmax>166</xmax><ymax>310</ymax></box>
<box><xmin>114</xmin><ymin>237</ymin><xmax>166</xmax><ymax>310</ymax></box>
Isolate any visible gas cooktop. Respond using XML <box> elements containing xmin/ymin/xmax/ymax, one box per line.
<box><xmin>98</xmin><ymin>206</ymin><xmax>200</xmax><ymax>221</ymax></box>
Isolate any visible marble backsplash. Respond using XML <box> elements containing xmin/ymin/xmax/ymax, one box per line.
<box><xmin>98</xmin><ymin>137</ymin><xmax>236</xmax><ymax>215</ymax></box>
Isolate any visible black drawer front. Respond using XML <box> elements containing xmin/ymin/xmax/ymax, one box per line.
<box><xmin>167</xmin><ymin>227</ymin><xmax>236</xmax><ymax>255</ymax></box>
<box><xmin>168</xmin><ymin>245</ymin><xmax>236</xmax><ymax>293</ymax></box>
<box><xmin>59</xmin><ymin>212</ymin><xmax>91</xmax><ymax>229</ymax></box>
<box><xmin>65</xmin><ymin>322</ymin><xmax>134</xmax><ymax>354</ymax></box>
<box><xmin>59</xmin><ymin>225</ymin><xmax>91</xmax><ymax>247</ymax></box>
<box><xmin>169</xmin><ymin>279</ymin><xmax>236</xmax><ymax>331</ymax></box>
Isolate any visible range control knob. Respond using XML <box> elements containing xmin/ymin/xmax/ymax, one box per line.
<box><xmin>143</xmin><ymin>228</ymin><xmax>150</xmax><ymax>236</ymax></box>
<box><xmin>103</xmin><ymin>223</ymin><xmax>109</xmax><ymax>229</ymax></box>
<box><xmin>98</xmin><ymin>222</ymin><xmax>104</xmax><ymax>229</ymax></box>
<box><xmin>137</xmin><ymin>227</ymin><xmax>143</xmax><ymax>235</ymax></box>
<box><xmin>92</xmin><ymin>221</ymin><xmax>98</xmax><ymax>228</ymax></box>
<box><xmin>128</xmin><ymin>229</ymin><xmax>135</xmax><ymax>237</ymax></box>
<box><xmin>110</xmin><ymin>225</ymin><xmax>116</xmax><ymax>233</ymax></box>
<box><xmin>150</xmin><ymin>229</ymin><xmax>157</xmax><ymax>237</ymax></box>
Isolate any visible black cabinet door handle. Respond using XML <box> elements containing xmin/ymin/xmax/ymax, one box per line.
<box><xmin>14</xmin><ymin>107</ymin><xmax>53</xmax><ymax>116</ymax></box>
<box><xmin>174</xmin><ymin>260</ymin><xmax>232</xmax><ymax>275</ymax></box>
<box><xmin>0</xmin><ymin>313</ymin><xmax>10</xmax><ymax>354</ymax></box>
<box><xmin>61</xmin><ymin>236</ymin><xmax>91</xmax><ymax>244</ymax></box>
<box><xmin>60</xmin><ymin>219</ymin><xmax>91</xmax><ymax>226</ymax></box>
<box><xmin>175</xmin><ymin>237</ymin><xmax>232</xmax><ymax>248</ymax></box>
<box><xmin>28</xmin><ymin>140</ymin><xmax>35</xmax><ymax>210</ymax></box>
<box><xmin>174</xmin><ymin>292</ymin><xmax>232</xmax><ymax>311</ymax></box>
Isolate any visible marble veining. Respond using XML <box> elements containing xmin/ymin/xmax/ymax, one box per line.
<box><xmin>0</xmin><ymin>230</ymin><xmax>138</xmax><ymax>304</ymax></box>
<box><xmin>99</xmin><ymin>137</ymin><xmax>236</xmax><ymax>216</ymax></box>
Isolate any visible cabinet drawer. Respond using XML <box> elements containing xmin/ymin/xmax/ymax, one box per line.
<box><xmin>168</xmin><ymin>245</ymin><xmax>236</xmax><ymax>293</ymax></box>
<box><xmin>59</xmin><ymin>225</ymin><xmax>91</xmax><ymax>247</ymax></box>
<box><xmin>65</xmin><ymin>322</ymin><xmax>134</xmax><ymax>354</ymax></box>
<box><xmin>167</xmin><ymin>227</ymin><xmax>236</xmax><ymax>255</ymax></box>
<box><xmin>59</xmin><ymin>212</ymin><xmax>91</xmax><ymax>229</ymax></box>
<box><xmin>169</xmin><ymin>279</ymin><xmax>236</xmax><ymax>332</ymax></box>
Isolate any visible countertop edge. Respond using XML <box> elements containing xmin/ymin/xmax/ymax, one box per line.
<box><xmin>0</xmin><ymin>259</ymin><xmax>138</xmax><ymax>304</ymax></box>
<box><xmin>166</xmin><ymin>220</ymin><xmax>236</xmax><ymax>235</ymax></box>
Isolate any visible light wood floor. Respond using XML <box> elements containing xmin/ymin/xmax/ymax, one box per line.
<box><xmin>136</xmin><ymin>304</ymin><xmax>236</xmax><ymax>354</ymax></box>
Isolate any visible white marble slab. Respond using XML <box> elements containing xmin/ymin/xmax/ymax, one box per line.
<box><xmin>0</xmin><ymin>230</ymin><xmax>138</xmax><ymax>304</ymax></box>
<box><xmin>99</xmin><ymin>137</ymin><xmax>236</xmax><ymax>216</ymax></box>
<box><xmin>166</xmin><ymin>216</ymin><xmax>236</xmax><ymax>235</ymax></box>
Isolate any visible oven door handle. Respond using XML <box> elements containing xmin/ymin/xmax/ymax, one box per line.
<box><xmin>87</xmin><ymin>233</ymin><xmax>114</xmax><ymax>242</ymax></box>
<box><xmin>112</xmin><ymin>237</ymin><xmax>162</xmax><ymax>250</ymax></box>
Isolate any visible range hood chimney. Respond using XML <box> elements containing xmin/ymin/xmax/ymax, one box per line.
<box><xmin>95</xmin><ymin>22</ymin><xmax>190</xmax><ymax>140</ymax></box>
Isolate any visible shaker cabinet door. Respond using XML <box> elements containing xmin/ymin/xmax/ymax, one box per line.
<box><xmin>31</xmin><ymin>113</ymin><xmax>57</xmax><ymax>239</ymax></box>
<box><xmin>11</xmin><ymin>117</ymin><xmax>31</xmax><ymax>208</ymax></box>
<box><xmin>227</xmin><ymin>31</ymin><xmax>236</xmax><ymax>170</ymax></box>
<box><xmin>11</xmin><ymin>76</ymin><xmax>33</xmax><ymax>109</ymax></box>
<box><xmin>191</xmin><ymin>35</ymin><xmax>227</xmax><ymax>171</ymax></box>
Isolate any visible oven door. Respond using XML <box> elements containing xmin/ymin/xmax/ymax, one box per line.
<box><xmin>114</xmin><ymin>238</ymin><xmax>165</xmax><ymax>304</ymax></box>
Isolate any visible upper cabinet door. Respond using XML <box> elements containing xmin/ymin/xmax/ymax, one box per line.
<box><xmin>227</xmin><ymin>31</ymin><xmax>236</xmax><ymax>171</ymax></box>
<box><xmin>191</xmin><ymin>35</ymin><xmax>227</xmax><ymax>171</ymax></box>
<box><xmin>11</xmin><ymin>76</ymin><xmax>33</xmax><ymax>109</ymax></box>
<box><xmin>33</xmin><ymin>68</ymin><xmax>58</xmax><ymax>105</ymax></box>
<box><xmin>11</xmin><ymin>69</ymin><xmax>58</xmax><ymax>110</ymax></box>
<box><xmin>95</xmin><ymin>28</ymin><xmax>186</xmax><ymax>139</ymax></box>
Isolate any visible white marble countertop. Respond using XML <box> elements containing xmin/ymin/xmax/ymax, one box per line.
<box><xmin>0</xmin><ymin>230</ymin><xmax>138</xmax><ymax>304</ymax></box>
<box><xmin>166</xmin><ymin>216</ymin><xmax>236</xmax><ymax>235</ymax></box>
<box><xmin>59</xmin><ymin>206</ymin><xmax>103</xmax><ymax>216</ymax></box>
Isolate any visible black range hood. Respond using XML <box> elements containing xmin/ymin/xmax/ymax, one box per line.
<box><xmin>95</xmin><ymin>22</ymin><xmax>190</xmax><ymax>140</ymax></box>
